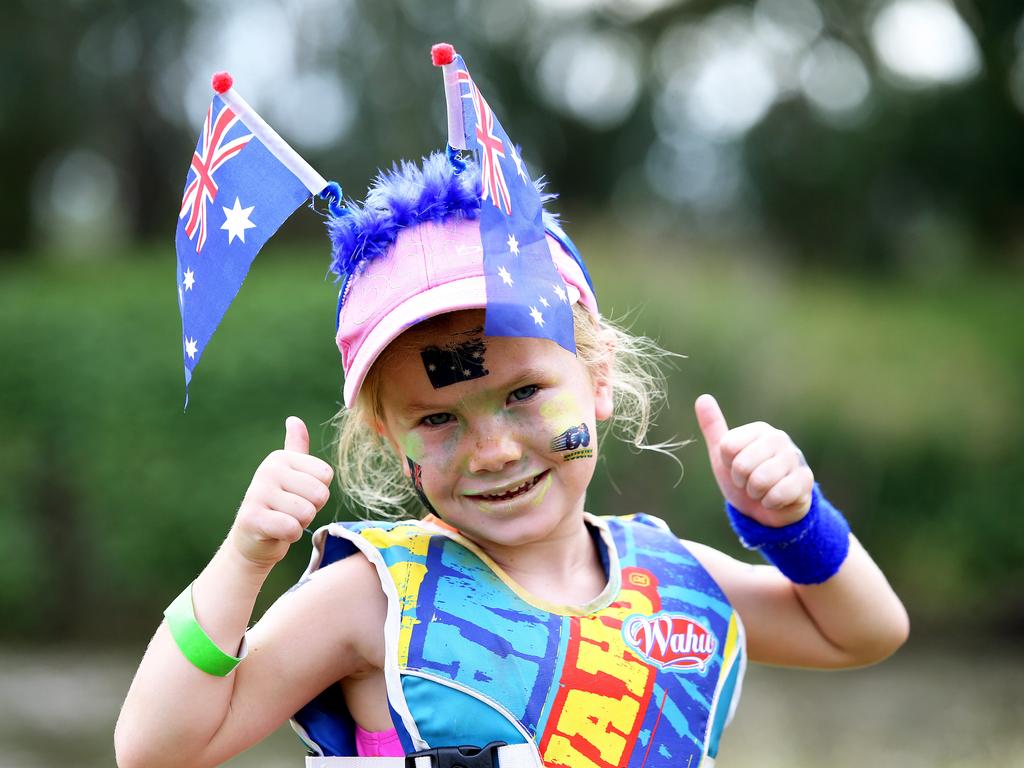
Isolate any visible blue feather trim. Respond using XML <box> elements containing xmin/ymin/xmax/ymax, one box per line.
<box><xmin>326</xmin><ymin>150</ymin><xmax>564</xmax><ymax>281</ymax></box>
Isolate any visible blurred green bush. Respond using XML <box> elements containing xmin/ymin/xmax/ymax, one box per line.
<box><xmin>1</xmin><ymin>234</ymin><xmax>1020</xmax><ymax>640</ymax></box>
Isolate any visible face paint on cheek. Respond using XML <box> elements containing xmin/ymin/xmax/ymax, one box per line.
<box><xmin>540</xmin><ymin>391</ymin><xmax>583</xmax><ymax>433</ymax></box>
<box><xmin>420</xmin><ymin>327</ymin><xmax>489</xmax><ymax>388</ymax></box>
<box><xmin>406</xmin><ymin>457</ymin><xmax>437</xmax><ymax>515</ymax></box>
<box><xmin>529</xmin><ymin>472</ymin><xmax>553</xmax><ymax>506</ymax></box>
<box><xmin>551</xmin><ymin>423</ymin><xmax>595</xmax><ymax>461</ymax></box>
<box><xmin>551</xmin><ymin>422</ymin><xmax>590</xmax><ymax>451</ymax></box>
<box><xmin>541</xmin><ymin>392</ymin><xmax>594</xmax><ymax>461</ymax></box>
<box><xmin>402</xmin><ymin>432</ymin><xmax>425</xmax><ymax>464</ymax></box>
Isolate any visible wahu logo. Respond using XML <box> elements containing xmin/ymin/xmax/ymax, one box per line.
<box><xmin>622</xmin><ymin>612</ymin><xmax>716</xmax><ymax>672</ymax></box>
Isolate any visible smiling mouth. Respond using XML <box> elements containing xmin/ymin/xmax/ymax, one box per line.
<box><xmin>470</xmin><ymin>470</ymin><xmax>550</xmax><ymax>503</ymax></box>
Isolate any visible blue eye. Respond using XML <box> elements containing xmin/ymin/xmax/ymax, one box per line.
<box><xmin>422</xmin><ymin>413</ymin><xmax>453</xmax><ymax>427</ymax></box>
<box><xmin>509</xmin><ymin>385</ymin><xmax>538</xmax><ymax>403</ymax></box>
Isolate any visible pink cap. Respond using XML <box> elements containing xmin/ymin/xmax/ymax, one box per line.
<box><xmin>336</xmin><ymin>217</ymin><xmax>598</xmax><ymax>407</ymax></box>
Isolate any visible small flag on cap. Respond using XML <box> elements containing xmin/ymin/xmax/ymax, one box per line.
<box><xmin>432</xmin><ymin>43</ymin><xmax>576</xmax><ymax>354</ymax></box>
<box><xmin>175</xmin><ymin>72</ymin><xmax>341</xmax><ymax>405</ymax></box>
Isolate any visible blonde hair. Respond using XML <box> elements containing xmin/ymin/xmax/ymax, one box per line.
<box><xmin>331</xmin><ymin>304</ymin><xmax>683</xmax><ymax>518</ymax></box>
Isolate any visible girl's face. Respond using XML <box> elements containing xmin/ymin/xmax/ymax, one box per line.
<box><xmin>375</xmin><ymin>310</ymin><xmax>612</xmax><ymax>550</ymax></box>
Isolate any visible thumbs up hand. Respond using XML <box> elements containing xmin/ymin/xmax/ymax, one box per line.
<box><xmin>229</xmin><ymin>417</ymin><xmax>335</xmax><ymax>570</ymax></box>
<box><xmin>695</xmin><ymin>394</ymin><xmax>814</xmax><ymax>527</ymax></box>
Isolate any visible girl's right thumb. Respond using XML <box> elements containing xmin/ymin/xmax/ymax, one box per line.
<box><xmin>283</xmin><ymin>416</ymin><xmax>310</xmax><ymax>454</ymax></box>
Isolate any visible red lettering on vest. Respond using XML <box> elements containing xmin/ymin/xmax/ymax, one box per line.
<box><xmin>538</xmin><ymin>567</ymin><xmax>662</xmax><ymax>768</ymax></box>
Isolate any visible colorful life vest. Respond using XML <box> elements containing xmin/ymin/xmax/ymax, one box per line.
<box><xmin>292</xmin><ymin>513</ymin><xmax>746</xmax><ymax>767</ymax></box>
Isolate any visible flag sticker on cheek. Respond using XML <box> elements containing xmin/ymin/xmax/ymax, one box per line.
<box><xmin>420</xmin><ymin>329</ymin><xmax>489</xmax><ymax>389</ymax></box>
<box><xmin>551</xmin><ymin>423</ymin><xmax>593</xmax><ymax>461</ymax></box>
<box><xmin>407</xmin><ymin>457</ymin><xmax>437</xmax><ymax>514</ymax></box>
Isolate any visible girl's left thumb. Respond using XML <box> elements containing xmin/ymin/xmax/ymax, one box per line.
<box><xmin>695</xmin><ymin>394</ymin><xmax>729</xmax><ymax>456</ymax></box>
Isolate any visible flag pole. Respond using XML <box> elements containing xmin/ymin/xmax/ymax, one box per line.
<box><xmin>431</xmin><ymin>44</ymin><xmax>469</xmax><ymax>152</ymax></box>
<box><xmin>211</xmin><ymin>72</ymin><xmax>328</xmax><ymax>196</ymax></box>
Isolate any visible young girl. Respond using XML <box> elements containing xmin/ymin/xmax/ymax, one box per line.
<box><xmin>116</xmin><ymin>138</ymin><xmax>907</xmax><ymax>768</ymax></box>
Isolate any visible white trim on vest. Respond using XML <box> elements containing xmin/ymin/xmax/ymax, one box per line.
<box><xmin>304</xmin><ymin>742</ymin><xmax>539</xmax><ymax>768</ymax></box>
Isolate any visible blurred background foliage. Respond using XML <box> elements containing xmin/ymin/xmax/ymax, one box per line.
<box><xmin>1</xmin><ymin>0</ymin><xmax>1021</xmax><ymax>648</ymax></box>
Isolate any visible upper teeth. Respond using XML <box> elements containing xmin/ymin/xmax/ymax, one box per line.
<box><xmin>482</xmin><ymin>478</ymin><xmax>534</xmax><ymax>499</ymax></box>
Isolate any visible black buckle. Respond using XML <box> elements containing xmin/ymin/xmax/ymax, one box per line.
<box><xmin>405</xmin><ymin>741</ymin><xmax>507</xmax><ymax>768</ymax></box>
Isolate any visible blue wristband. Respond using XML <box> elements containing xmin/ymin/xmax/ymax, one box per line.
<box><xmin>726</xmin><ymin>485</ymin><xmax>851</xmax><ymax>585</ymax></box>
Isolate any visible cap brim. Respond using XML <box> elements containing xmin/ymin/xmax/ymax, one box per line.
<box><xmin>341</xmin><ymin>276</ymin><xmax>488</xmax><ymax>407</ymax></box>
<box><xmin>339</xmin><ymin>232</ymin><xmax>593</xmax><ymax>408</ymax></box>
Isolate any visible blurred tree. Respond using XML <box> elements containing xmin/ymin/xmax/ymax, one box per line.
<box><xmin>0</xmin><ymin>1</ymin><xmax>193</xmax><ymax>254</ymax></box>
<box><xmin>2</xmin><ymin>0</ymin><xmax>1022</xmax><ymax>266</ymax></box>
<box><xmin>744</xmin><ymin>3</ymin><xmax>1024</xmax><ymax>271</ymax></box>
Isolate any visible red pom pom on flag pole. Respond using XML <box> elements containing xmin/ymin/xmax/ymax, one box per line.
<box><xmin>431</xmin><ymin>43</ymin><xmax>455</xmax><ymax>67</ymax></box>
<box><xmin>211</xmin><ymin>71</ymin><xmax>234</xmax><ymax>94</ymax></box>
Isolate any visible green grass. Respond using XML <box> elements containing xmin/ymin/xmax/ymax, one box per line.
<box><xmin>1</xmin><ymin>236</ymin><xmax>1021</xmax><ymax>636</ymax></box>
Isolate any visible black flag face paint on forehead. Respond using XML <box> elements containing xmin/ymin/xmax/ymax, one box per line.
<box><xmin>420</xmin><ymin>326</ymin><xmax>489</xmax><ymax>389</ymax></box>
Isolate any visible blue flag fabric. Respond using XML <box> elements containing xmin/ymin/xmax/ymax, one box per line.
<box><xmin>451</xmin><ymin>56</ymin><xmax>576</xmax><ymax>354</ymax></box>
<box><xmin>175</xmin><ymin>94</ymin><xmax>311</xmax><ymax>398</ymax></box>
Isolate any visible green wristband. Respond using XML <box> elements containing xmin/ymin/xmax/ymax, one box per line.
<box><xmin>163</xmin><ymin>582</ymin><xmax>246</xmax><ymax>677</ymax></box>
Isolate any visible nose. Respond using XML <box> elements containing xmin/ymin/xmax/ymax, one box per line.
<box><xmin>468</xmin><ymin>422</ymin><xmax>523</xmax><ymax>474</ymax></box>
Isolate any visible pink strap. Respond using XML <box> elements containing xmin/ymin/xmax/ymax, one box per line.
<box><xmin>354</xmin><ymin>724</ymin><xmax>404</xmax><ymax>758</ymax></box>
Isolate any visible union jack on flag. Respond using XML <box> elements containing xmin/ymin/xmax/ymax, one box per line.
<box><xmin>440</xmin><ymin>53</ymin><xmax>576</xmax><ymax>355</ymax></box>
<box><xmin>456</xmin><ymin>69</ymin><xmax>511</xmax><ymax>215</ymax></box>
<box><xmin>175</xmin><ymin>74</ymin><xmax>330</xmax><ymax>404</ymax></box>
<box><xmin>179</xmin><ymin>102</ymin><xmax>253</xmax><ymax>254</ymax></box>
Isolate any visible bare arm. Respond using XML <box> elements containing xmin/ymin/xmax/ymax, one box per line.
<box><xmin>686</xmin><ymin>536</ymin><xmax>908</xmax><ymax>667</ymax></box>
<box><xmin>690</xmin><ymin>395</ymin><xmax>909</xmax><ymax>669</ymax></box>
<box><xmin>115</xmin><ymin>418</ymin><xmax>385</xmax><ymax>768</ymax></box>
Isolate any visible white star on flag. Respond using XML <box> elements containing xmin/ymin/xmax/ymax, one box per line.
<box><xmin>539</xmin><ymin>296</ymin><xmax>549</xmax><ymax>307</ymax></box>
<box><xmin>498</xmin><ymin>265</ymin><xmax>514</xmax><ymax>286</ymax></box>
<box><xmin>183</xmin><ymin>268</ymin><xmax>195</xmax><ymax>291</ymax></box>
<box><xmin>510</xmin><ymin>144</ymin><xmax>528</xmax><ymax>181</ymax></box>
<box><xmin>506</xmin><ymin>233</ymin><xmax>519</xmax><ymax>255</ymax></box>
<box><xmin>529</xmin><ymin>306</ymin><xmax>545</xmax><ymax>326</ymax></box>
<box><xmin>221</xmin><ymin>197</ymin><xmax>256</xmax><ymax>244</ymax></box>
<box><xmin>552</xmin><ymin>283</ymin><xmax>568</xmax><ymax>303</ymax></box>
<box><xmin>184</xmin><ymin>337</ymin><xmax>199</xmax><ymax>360</ymax></box>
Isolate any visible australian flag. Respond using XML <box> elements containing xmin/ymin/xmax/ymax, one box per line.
<box><xmin>444</xmin><ymin>54</ymin><xmax>576</xmax><ymax>354</ymax></box>
<box><xmin>175</xmin><ymin>86</ymin><xmax>321</xmax><ymax>401</ymax></box>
